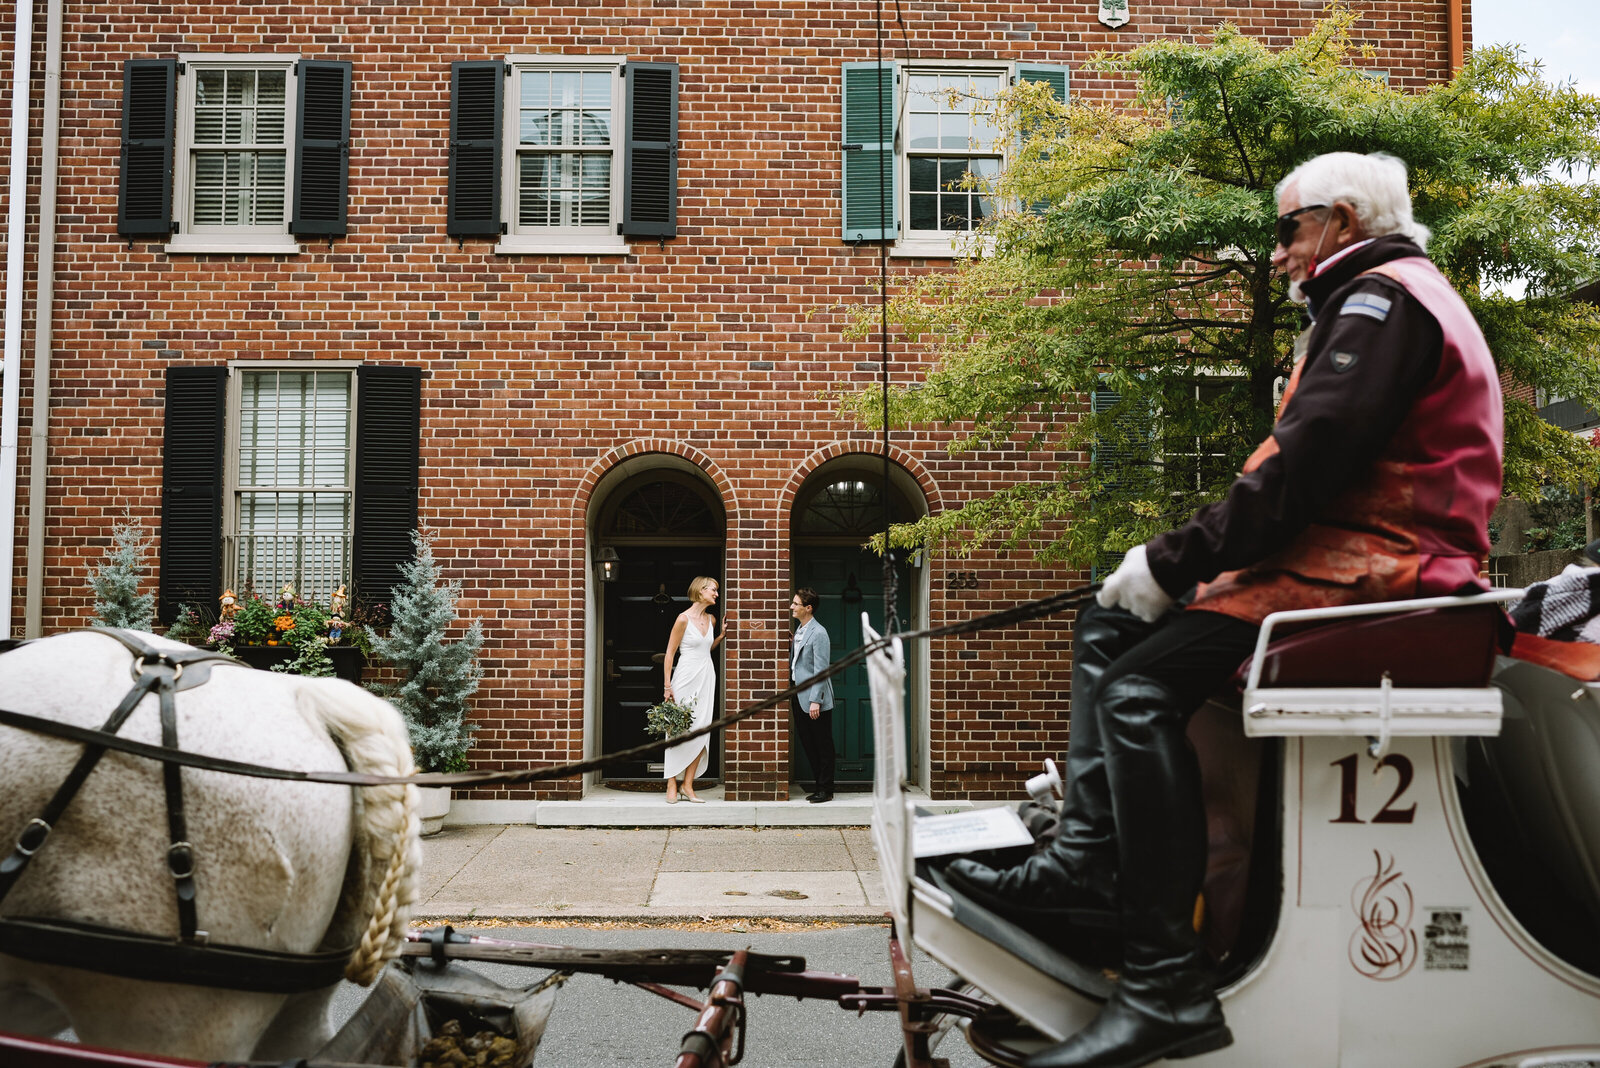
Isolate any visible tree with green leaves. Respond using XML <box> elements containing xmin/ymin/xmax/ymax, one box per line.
<box><xmin>842</xmin><ymin>10</ymin><xmax>1600</xmax><ymax>567</ymax></box>
<box><xmin>89</xmin><ymin>518</ymin><xmax>156</xmax><ymax>631</ymax></box>
<box><xmin>369</xmin><ymin>530</ymin><xmax>483</xmax><ymax>772</ymax></box>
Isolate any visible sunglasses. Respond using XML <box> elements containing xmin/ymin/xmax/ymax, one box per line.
<box><xmin>1275</xmin><ymin>203</ymin><xmax>1330</xmax><ymax>246</ymax></box>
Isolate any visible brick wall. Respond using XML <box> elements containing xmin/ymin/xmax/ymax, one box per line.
<box><xmin>3</xmin><ymin>1</ymin><xmax>1459</xmax><ymax>801</ymax></box>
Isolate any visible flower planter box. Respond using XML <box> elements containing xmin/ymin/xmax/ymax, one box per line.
<box><xmin>231</xmin><ymin>645</ymin><xmax>367</xmax><ymax>683</ymax></box>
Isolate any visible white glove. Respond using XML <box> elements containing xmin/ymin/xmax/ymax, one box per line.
<box><xmin>1096</xmin><ymin>544</ymin><xmax>1174</xmax><ymax>623</ymax></box>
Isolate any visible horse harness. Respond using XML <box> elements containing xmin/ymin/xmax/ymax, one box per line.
<box><xmin>0</xmin><ymin>629</ymin><xmax>358</xmax><ymax>993</ymax></box>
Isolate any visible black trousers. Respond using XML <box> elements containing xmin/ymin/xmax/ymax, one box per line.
<box><xmin>792</xmin><ymin>695</ymin><xmax>836</xmax><ymax>794</ymax></box>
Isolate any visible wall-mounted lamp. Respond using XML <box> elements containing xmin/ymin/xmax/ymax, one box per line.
<box><xmin>596</xmin><ymin>545</ymin><xmax>621</xmax><ymax>583</ymax></box>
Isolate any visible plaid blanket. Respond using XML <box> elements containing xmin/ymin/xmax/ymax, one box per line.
<box><xmin>1509</xmin><ymin>563</ymin><xmax>1600</xmax><ymax>645</ymax></box>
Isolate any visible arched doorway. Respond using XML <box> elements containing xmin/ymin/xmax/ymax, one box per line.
<box><xmin>790</xmin><ymin>460</ymin><xmax>924</xmax><ymax>786</ymax></box>
<box><xmin>593</xmin><ymin>468</ymin><xmax>725</xmax><ymax>781</ymax></box>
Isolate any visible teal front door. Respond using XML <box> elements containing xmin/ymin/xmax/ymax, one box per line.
<box><xmin>792</xmin><ymin>547</ymin><xmax>912</xmax><ymax>785</ymax></box>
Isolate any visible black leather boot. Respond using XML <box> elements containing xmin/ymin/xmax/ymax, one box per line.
<box><xmin>942</xmin><ymin>603</ymin><xmax>1159</xmax><ymax>935</ymax></box>
<box><xmin>1024</xmin><ymin>674</ymin><xmax>1231</xmax><ymax>1068</ymax></box>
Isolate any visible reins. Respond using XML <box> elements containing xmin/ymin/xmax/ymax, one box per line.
<box><xmin>0</xmin><ymin>584</ymin><xmax>1102</xmax><ymax>790</ymax></box>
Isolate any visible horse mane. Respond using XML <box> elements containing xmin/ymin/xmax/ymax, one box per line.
<box><xmin>292</xmin><ymin>679</ymin><xmax>420</xmax><ymax>986</ymax></box>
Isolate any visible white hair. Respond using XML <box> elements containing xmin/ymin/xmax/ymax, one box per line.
<box><xmin>1277</xmin><ymin>151</ymin><xmax>1430</xmax><ymax>250</ymax></box>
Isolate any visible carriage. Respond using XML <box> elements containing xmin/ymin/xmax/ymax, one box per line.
<box><xmin>2</xmin><ymin>583</ymin><xmax>1600</xmax><ymax>1067</ymax></box>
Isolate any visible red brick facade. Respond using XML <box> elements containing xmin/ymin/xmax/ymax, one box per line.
<box><xmin>1</xmin><ymin>2</ymin><xmax>1461</xmax><ymax>802</ymax></box>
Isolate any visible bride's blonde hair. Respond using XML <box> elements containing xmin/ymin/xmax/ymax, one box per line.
<box><xmin>688</xmin><ymin>576</ymin><xmax>718</xmax><ymax>604</ymax></box>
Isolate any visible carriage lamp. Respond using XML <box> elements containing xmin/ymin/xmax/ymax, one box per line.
<box><xmin>597</xmin><ymin>546</ymin><xmax>621</xmax><ymax>583</ymax></box>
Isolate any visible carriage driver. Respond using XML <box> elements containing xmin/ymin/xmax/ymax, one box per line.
<box><xmin>945</xmin><ymin>151</ymin><xmax>1505</xmax><ymax>1068</ymax></box>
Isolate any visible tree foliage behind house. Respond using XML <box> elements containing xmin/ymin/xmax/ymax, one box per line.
<box><xmin>842</xmin><ymin>11</ymin><xmax>1600</xmax><ymax>567</ymax></box>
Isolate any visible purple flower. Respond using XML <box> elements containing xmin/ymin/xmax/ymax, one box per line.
<box><xmin>208</xmin><ymin>620</ymin><xmax>235</xmax><ymax>644</ymax></box>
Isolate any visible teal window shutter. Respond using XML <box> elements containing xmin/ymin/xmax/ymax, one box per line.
<box><xmin>841</xmin><ymin>62</ymin><xmax>897</xmax><ymax>242</ymax></box>
<box><xmin>1015</xmin><ymin>63</ymin><xmax>1070</xmax><ymax>104</ymax></box>
<box><xmin>1014</xmin><ymin>64</ymin><xmax>1070</xmax><ymax>216</ymax></box>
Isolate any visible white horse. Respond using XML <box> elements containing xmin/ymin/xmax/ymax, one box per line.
<box><xmin>0</xmin><ymin>630</ymin><xmax>420</xmax><ymax>1061</ymax></box>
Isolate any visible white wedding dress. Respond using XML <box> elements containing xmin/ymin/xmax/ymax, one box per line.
<box><xmin>663</xmin><ymin>615</ymin><xmax>714</xmax><ymax>783</ymax></box>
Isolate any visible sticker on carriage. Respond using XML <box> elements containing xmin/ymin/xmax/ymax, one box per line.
<box><xmin>1423</xmin><ymin>907</ymin><xmax>1471</xmax><ymax>971</ymax></box>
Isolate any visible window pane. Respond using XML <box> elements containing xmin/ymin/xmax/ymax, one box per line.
<box><xmin>910</xmin><ymin>193</ymin><xmax>937</xmax><ymax>231</ymax></box>
<box><xmin>196</xmin><ymin>69</ymin><xmax>226</xmax><ymax>106</ymax></box>
<box><xmin>518</xmin><ymin>150</ymin><xmax>610</xmax><ymax>228</ymax></box>
<box><xmin>908</xmin><ymin>155</ymin><xmax>938</xmax><ymax>193</ymax></box>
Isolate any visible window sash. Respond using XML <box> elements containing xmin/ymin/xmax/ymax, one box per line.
<box><xmin>178</xmin><ymin>58</ymin><xmax>296</xmax><ymax>237</ymax></box>
<box><xmin>901</xmin><ymin>69</ymin><xmax>1005</xmax><ymax>238</ymax></box>
<box><xmin>227</xmin><ymin>368</ymin><xmax>354</xmax><ymax>601</ymax></box>
<box><xmin>509</xmin><ymin>62</ymin><xmax>620</xmax><ymax>235</ymax></box>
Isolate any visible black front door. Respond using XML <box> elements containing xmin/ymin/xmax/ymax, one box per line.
<box><xmin>600</xmin><ymin>546</ymin><xmax>721</xmax><ymax>780</ymax></box>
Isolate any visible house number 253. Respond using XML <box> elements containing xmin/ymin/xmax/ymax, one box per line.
<box><xmin>946</xmin><ymin>571</ymin><xmax>981</xmax><ymax>591</ymax></box>
<box><xmin>1329</xmin><ymin>752</ymin><xmax>1417</xmax><ymax>825</ymax></box>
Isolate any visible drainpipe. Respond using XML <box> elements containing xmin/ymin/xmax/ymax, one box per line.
<box><xmin>23</xmin><ymin>0</ymin><xmax>62</xmax><ymax>638</ymax></box>
<box><xmin>1</xmin><ymin>0</ymin><xmax>37</xmax><ymax>638</ymax></box>
<box><xmin>1447</xmin><ymin>0</ymin><xmax>1465</xmax><ymax>75</ymax></box>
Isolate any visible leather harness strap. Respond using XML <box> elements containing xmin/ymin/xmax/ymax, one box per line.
<box><xmin>0</xmin><ymin>630</ymin><xmax>358</xmax><ymax>992</ymax></box>
<box><xmin>0</xmin><ymin>914</ymin><xmax>351</xmax><ymax>994</ymax></box>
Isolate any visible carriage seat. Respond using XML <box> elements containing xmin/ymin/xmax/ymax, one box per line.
<box><xmin>1233</xmin><ymin>603</ymin><xmax>1504</xmax><ymax>690</ymax></box>
<box><xmin>1234</xmin><ymin>602</ymin><xmax>1508</xmax><ymax>742</ymax></box>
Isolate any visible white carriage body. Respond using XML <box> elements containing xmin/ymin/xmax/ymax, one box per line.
<box><xmin>867</xmin><ymin>594</ymin><xmax>1600</xmax><ymax>1067</ymax></box>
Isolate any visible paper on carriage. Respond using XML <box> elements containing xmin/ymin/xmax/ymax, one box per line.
<box><xmin>912</xmin><ymin>805</ymin><xmax>1035</xmax><ymax>858</ymax></box>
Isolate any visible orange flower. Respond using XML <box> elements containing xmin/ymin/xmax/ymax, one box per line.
<box><xmin>274</xmin><ymin>614</ymin><xmax>296</xmax><ymax>632</ymax></box>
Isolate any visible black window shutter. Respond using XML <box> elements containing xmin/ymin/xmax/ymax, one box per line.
<box><xmin>118</xmin><ymin>59</ymin><xmax>176</xmax><ymax>239</ymax></box>
<box><xmin>620</xmin><ymin>61</ymin><xmax>678</xmax><ymax>238</ymax></box>
<box><xmin>447</xmin><ymin>60</ymin><xmax>504</xmax><ymax>237</ymax></box>
<box><xmin>354</xmin><ymin>366</ymin><xmax>422</xmax><ymax>610</ymax></box>
<box><xmin>159</xmin><ymin>366</ymin><xmax>227</xmax><ymax>623</ymax></box>
<box><xmin>292</xmin><ymin>59</ymin><xmax>352</xmax><ymax>237</ymax></box>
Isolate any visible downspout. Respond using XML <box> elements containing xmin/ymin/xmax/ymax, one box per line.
<box><xmin>1</xmin><ymin>0</ymin><xmax>37</xmax><ymax>637</ymax></box>
<box><xmin>24</xmin><ymin>0</ymin><xmax>63</xmax><ymax>638</ymax></box>
<box><xmin>1447</xmin><ymin>0</ymin><xmax>1465</xmax><ymax>75</ymax></box>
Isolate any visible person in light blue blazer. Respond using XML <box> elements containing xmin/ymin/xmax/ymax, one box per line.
<box><xmin>789</xmin><ymin>586</ymin><xmax>835</xmax><ymax>803</ymax></box>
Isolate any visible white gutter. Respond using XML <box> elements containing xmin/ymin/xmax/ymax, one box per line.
<box><xmin>24</xmin><ymin>0</ymin><xmax>63</xmax><ymax>638</ymax></box>
<box><xmin>1</xmin><ymin>0</ymin><xmax>36</xmax><ymax>638</ymax></box>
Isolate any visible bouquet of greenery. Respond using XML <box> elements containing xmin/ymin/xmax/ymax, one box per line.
<box><xmin>645</xmin><ymin>698</ymin><xmax>696</xmax><ymax>741</ymax></box>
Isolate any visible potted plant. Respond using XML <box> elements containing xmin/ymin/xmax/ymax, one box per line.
<box><xmin>174</xmin><ymin>583</ymin><xmax>374</xmax><ymax>682</ymax></box>
<box><xmin>89</xmin><ymin>518</ymin><xmax>155</xmax><ymax>632</ymax></box>
<box><xmin>369</xmin><ymin>531</ymin><xmax>483</xmax><ymax>834</ymax></box>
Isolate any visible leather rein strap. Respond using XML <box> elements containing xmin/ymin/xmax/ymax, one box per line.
<box><xmin>0</xmin><ymin>629</ymin><xmax>356</xmax><ymax>993</ymax></box>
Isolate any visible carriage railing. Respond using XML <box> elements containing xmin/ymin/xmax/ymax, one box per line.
<box><xmin>1241</xmin><ymin>589</ymin><xmax>1524</xmax><ymax>753</ymax></box>
<box><xmin>224</xmin><ymin>533</ymin><xmax>351</xmax><ymax>605</ymax></box>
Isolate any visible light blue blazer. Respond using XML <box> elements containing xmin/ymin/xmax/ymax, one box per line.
<box><xmin>790</xmin><ymin>620</ymin><xmax>834</xmax><ymax>711</ymax></box>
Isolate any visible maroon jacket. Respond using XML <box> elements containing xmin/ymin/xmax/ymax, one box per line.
<box><xmin>1144</xmin><ymin>236</ymin><xmax>1503</xmax><ymax>625</ymax></box>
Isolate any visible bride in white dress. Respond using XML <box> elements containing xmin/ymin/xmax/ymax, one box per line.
<box><xmin>662</xmin><ymin>576</ymin><xmax>724</xmax><ymax>803</ymax></box>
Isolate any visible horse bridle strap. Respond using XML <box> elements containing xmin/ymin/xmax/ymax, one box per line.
<box><xmin>0</xmin><ymin>915</ymin><xmax>351</xmax><ymax>994</ymax></box>
<box><xmin>0</xmin><ymin>630</ymin><xmax>350</xmax><ymax>987</ymax></box>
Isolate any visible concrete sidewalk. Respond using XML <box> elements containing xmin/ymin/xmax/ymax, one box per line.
<box><xmin>415</xmin><ymin>824</ymin><xmax>892</xmax><ymax>923</ymax></box>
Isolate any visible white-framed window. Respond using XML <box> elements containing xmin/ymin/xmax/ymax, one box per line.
<box><xmin>839</xmin><ymin>60</ymin><xmax>1066</xmax><ymax>260</ymax></box>
<box><xmin>169</xmin><ymin>54</ymin><xmax>300</xmax><ymax>255</ymax></box>
<box><xmin>901</xmin><ymin>68</ymin><xmax>1005</xmax><ymax>253</ymax></box>
<box><xmin>224</xmin><ymin>364</ymin><xmax>355</xmax><ymax>601</ymax></box>
<box><xmin>499</xmin><ymin>55</ymin><xmax>626</xmax><ymax>255</ymax></box>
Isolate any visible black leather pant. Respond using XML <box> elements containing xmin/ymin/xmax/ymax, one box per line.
<box><xmin>1064</xmin><ymin>602</ymin><xmax>1258</xmax><ymax>976</ymax></box>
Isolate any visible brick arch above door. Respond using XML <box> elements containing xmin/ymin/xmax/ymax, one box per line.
<box><xmin>575</xmin><ymin>441</ymin><xmax>738</xmax><ymax>530</ymax></box>
<box><xmin>778</xmin><ymin>443</ymin><xmax>941</xmax><ymax>519</ymax></box>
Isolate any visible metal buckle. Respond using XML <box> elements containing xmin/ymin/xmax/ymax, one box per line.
<box><xmin>15</xmin><ymin>818</ymin><xmax>51</xmax><ymax>857</ymax></box>
<box><xmin>130</xmin><ymin>655</ymin><xmax>183</xmax><ymax>684</ymax></box>
<box><xmin>167</xmin><ymin>841</ymin><xmax>196</xmax><ymax>880</ymax></box>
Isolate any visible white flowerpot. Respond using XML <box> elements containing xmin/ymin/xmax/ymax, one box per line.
<box><xmin>417</xmin><ymin>785</ymin><xmax>451</xmax><ymax>836</ymax></box>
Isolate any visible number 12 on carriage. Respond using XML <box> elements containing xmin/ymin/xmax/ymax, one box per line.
<box><xmin>1329</xmin><ymin>752</ymin><xmax>1417</xmax><ymax>825</ymax></box>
